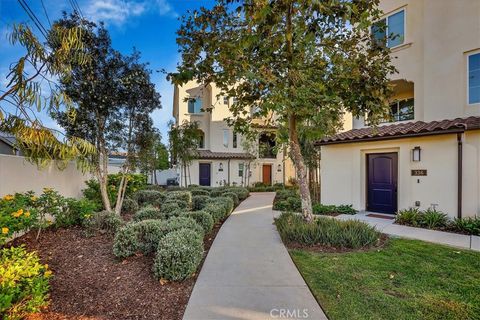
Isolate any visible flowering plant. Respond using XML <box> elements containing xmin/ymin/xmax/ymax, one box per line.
<box><xmin>0</xmin><ymin>192</ymin><xmax>37</xmax><ymax>244</ymax></box>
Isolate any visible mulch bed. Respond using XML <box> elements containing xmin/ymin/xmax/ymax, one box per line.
<box><xmin>285</xmin><ymin>234</ymin><xmax>390</xmax><ymax>254</ymax></box>
<box><xmin>10</xmin><ymin>222</ymin><xmax>223</xmax><ymax>320</ymax></box>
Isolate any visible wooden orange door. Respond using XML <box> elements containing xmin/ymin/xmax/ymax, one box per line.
<box><xmin>262</xmin><ymin>164</ymin><xmax>272</xmax><ymax>186</ymax></box>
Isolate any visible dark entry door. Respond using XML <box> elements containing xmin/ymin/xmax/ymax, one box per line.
<box><xmin>199</xmin><ymin>163</ymin><xmax>211</xmax><ymax>186</ymax></box>
<box><xmin>367</xmin><ymin>153</ymin><xmax>398</xmax><ymax>214</ymax></box>
<box><xmin>262</xmin><ymin>164</ymin><xmax>272</xmax><ymax>186</ymax></box>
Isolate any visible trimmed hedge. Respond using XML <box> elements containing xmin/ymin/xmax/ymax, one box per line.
<box><xmin>189</xmin><ymin>210</ymin><xmax>214</xmax><ymax>234</ymax></box>
<box><xmin>166</xmin><ymin>191</ymin><xmax>192</xmax><ymax>205</ymax></box>
<box><xmin>192</xmin><ymin>195</ymin><xmax>210</xmax><ymax>211</ymax></box>
<box><xmin>153</xmin><ymin>228</ymin><xmax>204</xmax><ymax>281</ymax></box>
<box><xmin>216</xmin><ymin>196</ymin><xmax>234</xmax><ymax>215</ymax></box>
<box><xmin>221</xmin><ymin>192</ymin><xmax>239</xmax><ymax>207</ymax></box>
<box><xmin>166</xmin><ymin>216</ymin><xmax>204</xmax><ymax>238</ymax></box>
<box><xmin>134</xmin><ymin>190</ymin><xmax>165</xmax><ymax>207</ymax></box>
<box><xmin>312</xmin><ymin>204</ymin><xmax>357</xmax><ymax>215</ymax></box>
<box><xmin>86</xmin><ymin>210</ymin><xmax>123</xmax><ymax>234</ymax></box>
<box><xmin>163</xmin><ymin>199</ymin><xmax>189</xmax><ymax>210</ymax></box>
<box><xmin>190</xmin><ymin>189</ymin><xmax>210</xmax><ymax>196</ymax></box>
<box><xmin>226</xmin><ymin>187</ymin><xmax>249</xmax><ymax>200</ymax></box>
<box><xmin>133</xmin><ymin>206</ymin><xmax>164</xmax><ymax>221</ymax></box>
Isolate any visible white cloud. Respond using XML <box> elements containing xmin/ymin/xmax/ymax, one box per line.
<box><xmin>84</xmin><ymin>0</ymin><xmax>177</xmax><ymax>26</ymax></box>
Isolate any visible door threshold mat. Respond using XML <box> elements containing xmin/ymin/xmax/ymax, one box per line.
<box><xmin>366</xmin><ymin>213</ymin><xmax>395</xmax><ymax>220</ymax></box>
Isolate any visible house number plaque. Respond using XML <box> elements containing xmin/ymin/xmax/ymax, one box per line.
<box><xmin>411</xmin><ymin>169</ymin><xmax>427</xmax><ymax>176</ymax></box>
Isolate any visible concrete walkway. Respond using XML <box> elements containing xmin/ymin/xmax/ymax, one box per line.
<box><xmin>183</xmin><ymin>192</ymin><xmax>327</xmax><ymax>320</ymax></box>
<box><xmin>337</xmin><ymin>212</ymin><xmax>480</xmax><ymax>251</ymax></box>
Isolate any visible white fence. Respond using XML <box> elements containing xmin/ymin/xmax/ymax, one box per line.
<box><xmin>0</xmin><ymin>154</ymin><xmax>92</xmax><ymax>198</ymax></box>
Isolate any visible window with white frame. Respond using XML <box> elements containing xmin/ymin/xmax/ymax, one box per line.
<box><xmin>238</xmin><ymin>163</ymin><xmax>244</xmax><ymax>177</ymax></box>
<box><xmin>188</xmin><ymin>97</ymin><xmax>203</xmax><ymax>113</ymax></box>
<box><xmin>372</xmin><ymin>9</ymin><xmax>405</xmax><ymax>48</ymax></box>
<box><xmin>233</xmin><ymin>132</ymin><xmax>238</xmax><ymax>148</ymax></box>
<box><xmin>468</xmin><ymin>52</ymin><xmax>480</xmax><ymax>104</ymax></box>
<box><xmin>223</xmin><ymin>129</ymin><xmax>229</xmax><ymax>148</ymax></box>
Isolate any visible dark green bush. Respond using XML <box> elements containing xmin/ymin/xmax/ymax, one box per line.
<box><xmin>166</xmin><ymin>216</ymin><xmax>204</xmax><ymax>238</ymax></box>
<box><xmin>275</xmin><ymin>212</ymin><xmax>380</xmax><ymax>249</ymax></box>
<box><xmin>190</xmin><ymin>189</ymin><xmax>210</xmax><ymax>196</ymax></box>
<box><xmin>189</xmin><ymin>210</ymin><xmax>214</xmax><ymax>234</ymax></box>
<box><xmin>221</xmin><ymin>192</ymin><xmax>239</xmax><ymax>207</ymax></box>
<box><xmin>313</xmin><ymin>204</ymin><xmax>357</xmax><ymax>215</ymax></box>
<box><xmin>209</xmin><ymin>189</ymin><xmax>224</xmax><ymax>197</ymax></box>
<box><xmin>451</xmin><ymin>216</ymin><xmax>480</xmax><ymax>235</ymax></box>
<box><xmin>133</xmin><ymin>206</ymin><xmax>164</xmax><ymax>221</ymax></box>
<box><xmin>192</xmin><ymin>195</ymin><xmax>210</xmax><ymax>211</ymax></box>
<box><xmin>153</xmin><ymin>228</ymin><xmax>204</xmax><ymax>281</ymax></box>
<box><xmin>53</xmin><ymin>198</ymin><xmax>97</xmax><ymax>228</ymax></box>
<box><xmin>395</xmin><ymin>208</ymin><xmax>421</xmax><ymax>226</ymax></box>
<box><xmin>0</xmin><ymin>246</ymin><xmax>51</xmax><ymax>319</ymax></box>
<box><xmin>86</xmin><ymin>210</ymin><xmax>123</xmax><ymax>234</ymax></box>
<box><xmin>134</xmin><ymin>190</ymin><xmax>165</xmax><ymax>207</ymax></box>
<box><xmin>273</xmin><ymin>189</ymin><xmax>300</xmax><ymax>211</ymax></box>
<box><xmin>121</xmin><ymin>197</ymin><xmax>139</xmax><ymax>215</ymax></box>
<box><xmin>419</xmin><ymin>208</ymin><xmax>448</xmax><ymax>229</ymax></box>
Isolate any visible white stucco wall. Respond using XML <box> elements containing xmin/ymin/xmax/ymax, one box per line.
<box><xmin>0</xmin><ymin>155</ymin><xmax>92</xmax><ymax>198</ymax></box>
<box><xmin>321</xmin><ymin>131</ymin><xmax>480</xmax><ymax>219</ymax></box>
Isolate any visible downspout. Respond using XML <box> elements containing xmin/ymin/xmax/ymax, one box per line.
<box><xmin>457</xmin><ymin>131</ymin><xmax>464</xmax><ymax>219</ymax></box>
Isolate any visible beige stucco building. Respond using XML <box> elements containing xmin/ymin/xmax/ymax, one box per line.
<box><xmin>319</xmin><ymin>0</ymin><xmax>480</xmax><ymax>219</ymax></box>
<box><xmin>172</xmin><ymin>81</ymin><xmax>296</xmax><ymax>187</ymax></box>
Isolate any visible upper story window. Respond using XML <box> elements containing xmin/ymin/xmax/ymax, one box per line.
<box><xmin>468</xmin><ymin>52</ymin><xmax>480</xmax><ymax>105</ymax></box>
<box><xmin>188</xmin><ymin>97</ymin><xmax>203</xmax><ymax>113</ymax></box>
<box><xmin>233</xmin><ymin>132</ymin><xmax>238</xmax><ymax>148</ymax></box>
<box><xmin>372</xmin><ymin>9</ymin><xmax>405</xmax><ymax>48</ymax></box>
<box><xmin>223</xmin><ymin>96</ymin><xmax>229</xmax><ymax>104</ymax></box>
<box><xmin>196</xmin><ymin>130</ymin><xmax>205</xmax><ymax>149</ymax></box>
<box><xmin>384</xmin><ymin>98</ymin><xmax>414</xmax><ymax>123</ymax></box>
<box><xmin>223</xmin><ymin>129</ymin><xmax>229</xmax><ymax>148</ymax></box>
<box><xmin>259</xmin><ymin>132</ymin><xmax>277</xmax><ymax>159</ymax></box>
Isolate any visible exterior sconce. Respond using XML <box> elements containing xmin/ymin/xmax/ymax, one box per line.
<box><xmin>277</xmin><ymin>164</ymin><xmax>282</xmax><ymax>172</ymax></box>
<box><xmin>218</xmin><ymin>163</ymin><xmax>224</xmax><ymax>172</ymax></box>
<box><xmin>412</xmin><ymin>146</ymin><xmax>421</xmax><ymax>162</ymax></box>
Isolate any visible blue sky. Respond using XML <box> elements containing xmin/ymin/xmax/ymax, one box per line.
<box><xmin>0</xmin><ymin>0</ymin><xmax>214</xmax><ymax>143</ymax></box>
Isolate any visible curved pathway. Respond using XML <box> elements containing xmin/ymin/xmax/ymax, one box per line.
<box><xmin>183</xmin><ymin>192</ymin><xmax>327</xmax><ymax>320</ymax></box>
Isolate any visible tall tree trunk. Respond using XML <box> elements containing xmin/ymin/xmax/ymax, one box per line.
<box><xmin>288</xmin><ymin>114</ymin><xmax>313</xmax><ymax>222</ymax></box>
<box><xmin>114</xmin><ymin>167</ymin><xmax>129</xmax><ymax>215</ymax></box>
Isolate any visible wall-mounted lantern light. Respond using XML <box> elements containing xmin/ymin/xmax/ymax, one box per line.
<box><xmin>277</xmin><ymin>164</ymin><xmax>282</xmax><ymax>172</ymax></box>
<box><xmin>218</xmin><ymin>163</ymin><xmax>224</xmax><ymax>171</ymax></box>
<box><xmin>412</xmin><ymin>146</ymin><xmax>421</xmax><ymax>162</ymax></box>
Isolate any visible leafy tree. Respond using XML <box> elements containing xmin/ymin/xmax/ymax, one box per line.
<box><xmin>137</xmin><ymin>130</ymin><xmax>170</xmax><ymax>184</ymax></box>
<box><xmin>174</xmin><ymin>0</ymin><xmax>395</xmax><ymax>221</ymax></box>
<box><xmin>0</xmin><ymin>21</ymin><xmax>95</xmax><ymax>168</ymax></box>
<box><xmin>52</xmin><ymin>14</ymin><xmax>161</xmax><ymax>213</ymax></box>
<box><xmin>168</xmin><ymin>121</ymin><xmax>201</xmax><ymax>187</ymax></box>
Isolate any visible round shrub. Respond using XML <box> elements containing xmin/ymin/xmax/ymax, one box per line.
<box><xmin>189</xmin><ymin>210</ymin><xmax>214</xmax><ymax>234</ymax></box>
<box><xmin>0</xmin><ymin>246</ymin><xmax>51</xmax><ymax>319</ymax></box>
<box><xmin>215</xmin><ymin>196</ymin><xmax>234</xmax><ymax>216</ymax></box>
<box><xmin>153</xmin><ymin>228</ymin><xmax>204</xmax><ymax>281</ymax></box>
<box><xmin>192</xmin><ymin>195</ymin><xmax>210</xmax><ymax>211</ymax></box>
<box><xmin>133</xmin><ymin>206</ymin><xmax>163</xmax><ymax>221</ymax></box>
<box><xmin>113</xmin><ymin>224</ymin><xmax>139</xmax><ymax>258</ymax></box>
<box><xmin>209</xmin><ymin>189</ymin><xmax>224</xmax><ymax>197</ymax></box>
<box><xmin>221</xmin><ymin>192</ymin><xmax>239</xmax><ymax>207</ymax></box>
<box><xmin>163</xmin><ymin>199</ymin><xmax>189</xmax><ymax>210</ymax></box>
<box><xmin>86</xmin><ymin>210</ymin><xmax>123</xmax><ymax>234</ymax></box>
<box><xmin>134</xmin><ymin>190</ymin><xmax>165</xmax><ymax>207</ymax></box>
<box><xmin>160</xmin><ymin>202</ymin><xmax>181</xmax><ymax>214</ymax></box>
<box><xmin>225</xmin><ymin>187</ymin><xmax>249</xmax><ymax>200</ymax></box>
<box><xmin>121</xmin><ymin>197</ymin><xmax>139</xmax><ymax>214</ymax></box>
<box><xmin>190</xmin><ymin>188</ymin><xmax>210</xmax><ymax>196</ymax></box>
<box><xmin>113</xmin><ymin>219</ymin><xmax>169</xmax><ymax>258</ymax></box>
<box><xmin>203</xmin><ymin>202</ymin><xmax>226</xmax><ymax>223</ymax></box>
<box><xmin>165</xmin><ymin>190</ymin><xmax>192</xmax><ymax>205</ymax></box>
<box><xmin>166</xmin><ymin>216</ymin><xmax>204</xmax><ymax>238</ymax></box>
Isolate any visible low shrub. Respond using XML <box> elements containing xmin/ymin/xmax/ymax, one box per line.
<box><xmin>85</xmin><ymin>210</ymin><xmax>123</xmax><ymax>234</ymax></box>
<box><xmin>209</xmin><ymin>189</ymin><xmax>224</xmax><ymax>197</ymax></box>
<box><xmin>159</xmin><ymin>202</ymin><xmax>182</xmax><ymax>218</ymax></box>
<box><xmin>190</xmin><ymin>189</ymin><xmax>210</xmax><ymax>196</ymax></box>
<box><xmin>419</xmin><ymin>208</ymin><xmax>448</xmax><ymax>229</ymax></box>
<box><xmin>166</xmin><ymin>216</ymin><xmax>204</xmax><ymax>238</ymax></box>
<box><xmin>214</xmin><ymin>196</ymin><xmax>234</xmax><ymax>216</ymax></box>
<box><xmin>275</xmin><ymin>212</ymin><xmax>380</xmax><ymax>249</ymax></box>
<box><xmin>313</xmin><ymin>204</ymin><xmax>357</xmax><ymax>216</ymax></box>
<box><xmin>395</xmin><ymin>208</ymin><xmax>421</xmax><ymax>226</ymax></box>
<box><xmin>163</xmin><ymin>199</ymin><xmax>189</xmax><ymax>210</ymax></box>
<box><xmin>121</xmin><ymin>197</ymin><xmax>139</xmax><ymax>215</ymax></box>
<box><xmin>248</xmin><ymin>186</ymin><xmax>266</xmax><ymax>192</ymax></box>
<box><xmin>0</xmin><ymin>192</ymin><xmax>38</xmax><ymax>244</ymax></box>
<box><xmin>451</xmin><ymin>216</ymin><xmax>480</xmax><ymax>236</ymax></box>
<box><xmin>165</xmin><ymin>191</ymin><xmax>192</xmax><ymax>205</ymax></box>
<box><xmin>153</xmin><ymin>228</ymin><xmax>204</xmax><ymax>281</ymax></box>
<box><xmin>224</xmin><ymin>187</ymin><xmax>249</xmax><ymax>200</ymax></box>
<box><xmin>133</xmin><ymin>206</ymin><xmax>164</xmax><ymax>222</ymax></box>
<box><xmin>134</xmin><ymin>190</ymin><xmax>165</xmax><ymax>207</ymax></box>
<box><xmin>203</xmin><ymin>203</ymin><xmax>226</xmax><ymax>223</ymax></box>
<box><xmin>189</xmin><ymin>210</ymin><xmax>214</xmax><ymax>234</ymax></box>
<box><xmin>192</xmin><ymin>195</ymin><xmax>210</xmax><ymax>211</ymax></box>
<box><xmin>113</xmin><ymin>219</ymin><xmax>169</xmax><ymax>258</ymax></box>
<box><xmin>0</xmin><ymin>246</ymin><xmax>51</xmax><ymax>319</ymax></box>
<box><xmin>54</xmin><ymin>198</ymin><xmax>97</xmax><ymax>228</ymax></box>
<box><xmin>221</xmin><ymin>192</ymin><xmax>239</xmax><ymax>207</ymax></box>
<box><xmin>273</xmin><ymin>189</ymin><xmax>300</xmax><ymax>211</ymax></box>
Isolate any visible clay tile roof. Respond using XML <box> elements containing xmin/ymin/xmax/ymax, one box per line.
<box><xmin>316</xmin><ymin>116</ymin><xmax>480</xmax><ymax>146</ymax></box>
<box><xmin>195</xmin><ymin>149</ymin><xmax>254</xmax><ymax>160</ymax></box>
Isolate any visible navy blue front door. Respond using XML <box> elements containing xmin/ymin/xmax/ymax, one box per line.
<box><xmin>367</xmin><ymin>153</ymin><xmax>398</xmax><ymax>214</ymax></box>
<box><xmin>199</xmin><ymin>163</ymin><xmax>211</xmax><ymax>186</ymax></box>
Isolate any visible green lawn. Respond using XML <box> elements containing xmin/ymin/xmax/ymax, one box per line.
<box><xmin>290</xmin><ymin>239</ymin><xmax>480</xmax><ymax>320</ymax></box>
